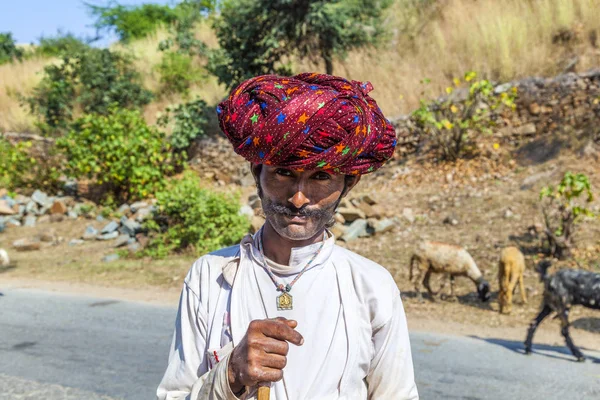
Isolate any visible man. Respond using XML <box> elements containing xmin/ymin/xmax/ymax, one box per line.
<box><xmin>157</xmin><ymin>73</ymin><xmax>419</xmax><ymax>399</ymax></box>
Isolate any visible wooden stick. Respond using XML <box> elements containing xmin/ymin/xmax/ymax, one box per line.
<box><xmin>257</xmin><ymin>385</ymin><xmax>270</xmax><ymax>400</ymax></box>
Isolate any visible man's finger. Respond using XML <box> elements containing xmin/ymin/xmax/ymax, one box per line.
<box><xmin>262</xmin><ymin>320</ymin><xmax>304</xmax><ymax>346</ymax></box>
<box><xmin>260</xmin><ymin>353</ymin><xmax>287</xmax><ymax>370</ymax></box>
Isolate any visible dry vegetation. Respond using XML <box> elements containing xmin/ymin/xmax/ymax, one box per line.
<box><xmin>2</xmin><ymin>0</ymin><xmax>600</xmax><ymax>133</ymax></box>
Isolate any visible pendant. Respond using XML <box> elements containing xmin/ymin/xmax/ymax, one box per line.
<box><xmin>277</xmin><ymin>292</ymin><xmax>293</xmax><ymax>311</ymax></box>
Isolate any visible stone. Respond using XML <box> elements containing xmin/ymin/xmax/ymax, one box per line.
<box><xmin>39</xmin><ymin>229</ymin><xmax>57</xmax><ymax>242</ymax></box>
<box><xmin>135</xmin><ymin>233</ymin><xmax>149</xmax><ymax>248</ymax></box>
<box><xmin>334</xmin><ymin>213</ymin><xmax>345</xmax><ymax>224</ymax></box>
<box><xmin>6</xmin><ymin>218</ymin><xmax>21</xmax><ymax>227</ymax></box>
<box><xmin>443</xmin><ymin>215</ymin><xmax>459</xmax><ymax>226</ymax></box>
<box><xmin>96</xmin><ymin>215</ymin><xmax>106</xmax><ymax>222</ymax></box>
<box><xmin>361</xmin><ymin>194</ymin><xmax>377</xmax><ymax>205</ymax></box>
<box><xmin>356</xmin><ymin>202</ymin><xmax>380</xmax><ymax>219</ymax></box>
<box><xmin>402</xmin><ymin>208</ymin><xmax>415</xmax><ymax>224</ymax></box>
<box><xmin>25</xmin><ymin>201</ymin><xmax>38</xmax><ymax>215</ymax></box>
<box><xmin>341</xmin><ymin>219</ymin><xmax>368</xmax><ymax>242</ymax></box>
<box><xmin>504</xmin><ymin>209</ymin><xmax>514</xmax><ymax>219</ymax></box>
<box><xmin>68</xmin><ymin>210</ymin><xmax>79</xmax><ymax>219</ymax></box>
<box><xmin>0</xmin><ymin>200</ymin><xmax>16</xmax><ymax>215</ymax></box>
<box><xmin>250</xmin><ymin>216</ymin><xmax>264</xmax><ymax>234</ymax></box>
<box><xmin>101</xmin><ymin>220</ymin><xmax>119</xmax><ymax>234</ymax></box>
<box><xmin>249</xmin><ymin>197</ymin><xmax>262</xmax><ymax>210</ymax></box>
<box><xmin>97</xmin><ymin>231</ymin><xmax>119</xmax><ymax>241</ymax></box>
<box><xmin>102</xmin><ymin>253</ymin><xmax>120</xmax><ymax>263</ymax></box>
<box><xmin>0</xmin><ymin>220</ymin><xmax>5</xmax><ymax>233</ymax></box>
<box><xmin>37</xmin><ymin>205</ymin><xmax>50</xmax><ymax>216</ymax></box>
<box><xmin>82</xmin><ymin>225</ymin><xmax>99</xmax><ymax>240</ymax></box>
<box><xmin>31</xmin><ymin>190</ymin><xmax>51</xmax><ymax>207</ymax></box>
<box><xmin>239</xmin><ymin>205</ymin><xmax>255</xmax><ymax>219</ymax></box>
<box><xmin>374</xmin><ymin>218</ymin><xmax>396</xmax><ymax>234</ymax></box>
<box><xmin>120</xmin><ymin>218</ymin><xmax>141</xmax><ymax>237</ymax></box>
<box><xmin>130</xmin><ymin>201</ymin><xmax>149</xmax><ymax>214</ymax></box>
<box><xmin>330</xmin><ymin>223</ymin><xmax>346</xmax><ymax>239</ymax></box>
<box><xmin>113</xmin><ymin>234</ymin><xmax>131</xmax><ymax>248</ymax></box>
<box><xmin>127</xmin><ymin>242</ymin><xmax>141</xmax><ymax>253</ymax></box>
<box><xmin>50</xmin><ymin>200</ymin><xmax>68</xmax><ymax>215</ymax></box>
<box><xmin>514</xmin><ymin>123</ymin><xmax>537</xmax><ymax>136</ymax></box>
<box><xmin>49</xmin><ymin>214</ymin><xmax>64</xmax><ymax>223</ymax></box>
<box><xmin>13</xmin><ymin>195</ymin><xmax>29</xmax><ymax>205</ymax></box>
<box><xmin>24</xmin><ymin>215</ymin><xmax>37</xmax><ymax>227</ymax></box>
<box><xmin>12</xmin><ymin>238</ymin><xmax>41</xmax><ymax>252</ymax></box>
<box><xmin>529</xmin><ymin>103</ymin><xmax>541</xmax><ymax>115</ymax></box>
<box><xmin>62</xmin><ymin>180</ymin><xmax>78</xmax><ymax>196</ymax></box>
<box><xmin>69</xmin><ymin>239</ymin><xmax>85</xmax><ymax>246</ymax></box>
<box><xmin>117</xmin><ymin>203</ymin><xmax>131</xmax><ymax>216</ymax></box>
<box><xmin>337</xmin><ymin>207</ymin><xmax>366</xmax><ymax>222</ymax></box>
<box><xmin>134</xmin><ymin>207</ymin><xmax>154</xmax><ymax>222</ymax></box>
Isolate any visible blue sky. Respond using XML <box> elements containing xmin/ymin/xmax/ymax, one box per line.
<box><xmin>1</xmin><ymin>0</ymin><xmax>173</xmax><ymax>47</ymax></box>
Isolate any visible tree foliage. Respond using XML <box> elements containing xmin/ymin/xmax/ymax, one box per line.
<box><xmin>35</xmin><ymin>31</ymin><xmax>91</xmax><ymax>57</ymax></box>
<box><xmin>539</xmin><ymin>172</ymin><xmax>596</xmax><ymax>259</ymax></box>
<box><xmin>412</xmin><ymin>72</ymin><xmax>517</xmax><ymax>160</ymax></box>
<box><xmin>0</xmin><ymin>32</ymin><xmax>24</xmax><ymax>64</ymax></box>
<box><xmin>208</xmin><ymin>0</ymin><xmax>392</xmax><ymax>88</ymax></box>
<box><xmin>157</xmin><ymin>98</ymin><xmax>210</xmax><ymax>151</ymax></box>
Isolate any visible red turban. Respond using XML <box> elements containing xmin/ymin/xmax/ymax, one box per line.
<box><xmin>217</xmin><ymin>73</ymin><xmax>396</xmax><ymax>175</ymax></box>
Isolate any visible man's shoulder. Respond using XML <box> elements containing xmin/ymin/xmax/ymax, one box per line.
<box><xmin>184</xmin><ymin>244</ymin><xmax>241</xmax><ymax>288</ymax></box>
<box><xmin>332</xmin><ymin>245</ymin><xmax>398</xmax><ymax>291</ymax></box>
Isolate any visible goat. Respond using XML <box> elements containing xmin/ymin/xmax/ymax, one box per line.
<box><xmin>409</xmin><ymin>241</ymin><xmax>491</xmax><ymax>303</ymax></box>
<box><xmin>0</xmin><ymin>248</ymin><xmax>9</xmax><ymax>267</ymax></box>
<box><xmin>498</xmin><ymin>246</ymin><xmax>527</xmax><ymax>314</ymax></box>
<box><xmin>524</xmin><ymin>260</ymin><xmax>600</xmax><ymax>361</ymax></box>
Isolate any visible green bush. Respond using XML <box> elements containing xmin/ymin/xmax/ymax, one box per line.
<box><xmin>28</xmin><ymin>48</ymin><xmax>152</xmax><ymax>131</ymax></box>
<box><xmin>87</xmin><ymin>3</ymin><xmax>179</xmax><ymax>42</ymax></box>
<box><xmin>411</xmin><ymin>72</ymin><xmax>517</xmax><ymax>160</ymax></box>
<box><xmin>156</xmin><ymin>51</ymin><xmax>205</xmax><ymax>96</ymax></box>
<box><xmin>157</xmin><ymin>98</ymin><xmax>209</xmax><ymax>151</ymax></box>
<box><xmin>35</xmin><ymin>31</ymin><xmax>90</xmax><ymax>57</ymax></box>
<box><xmin>143</xmin><ymin>171</ymin><xmax>249</xmax><ymax>258</ymax></box>
<box><xmin>0</xmin><ymin>138</ymin><xmax>62</xmax><ymax>191</ymax></box>
<box><xmin>56</xmin><ymin>107</ymin><xmax>180</xmax><ymax>203</ymax></box>
<box><xmin>0</xmin><ymin>32</ymin><xmax>23</xmax><ymax>64</ymax></box>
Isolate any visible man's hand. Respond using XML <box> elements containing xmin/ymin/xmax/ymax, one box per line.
<box><xmin>227</xmin><ymin>317</ymin><xmax>304</xmax><ymax>393</ymax></box>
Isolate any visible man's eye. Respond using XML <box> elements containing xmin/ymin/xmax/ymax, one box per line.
<box><xmin>275</xmin><ymin>169</ymin><xmax>293</xmax><ymax>177</ymax></box>
<box><xmin>314</xmin><ymin>172</ymin><xmax>331</xmax><ymax>180</ymax></box>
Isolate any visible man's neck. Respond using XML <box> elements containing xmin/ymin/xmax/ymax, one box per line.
<box><xmin>262</xmin><ymin>222</ymin><xmax>325</xmax><ymax>266</ymax></box>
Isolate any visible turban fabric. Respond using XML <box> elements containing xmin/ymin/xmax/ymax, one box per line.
<box><xmin>217</xmin><ymin>73</ymin><xmax>396</xmax><ymax>175</ymax></box>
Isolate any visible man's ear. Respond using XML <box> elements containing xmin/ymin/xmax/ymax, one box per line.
<box><xmin>251</xmin><ymin>163</ymin><xmax>262</xmax><ymax>186</ymax></box>
<box><xmin>342</xmin><ymin>175</ymin><xmax>361</xmax><ymax>197</ymax></box>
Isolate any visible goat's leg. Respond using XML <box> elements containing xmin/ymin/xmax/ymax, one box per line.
<box><xmin>524</xmin><ymin>305</ymin><xmax>552</xmax><ymax>354</ymax></box>
<box><xmin>558</xmin><ymin>309</ymin><xmax>586</xmax><ymax>362</ymax></box>
<box><xmin>423</xmin><ymin>270</ymin><xmax>439</xmax><ymax>302</ymax></box>
<box><xmin>448</xmin><ymin>275</ymin><xmax>457</xmax><ymax>302</ymax></box>
<box><xmin>413</xmin><ymin>267</ymin><xmax>425</xmax><ymax>303</ymax></box>
<box><xmin>518</xmin><ymin>273</ymin><xmax>527</xmax><ymax>304</ymax></box>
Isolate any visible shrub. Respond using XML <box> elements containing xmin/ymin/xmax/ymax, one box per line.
<box><xmin>156</xmin><ymin>51</ymin><xmax>205</xmax><ymax>96</ymax></box>
<box><xmin>27</xmin><ymin>48</ymin><xmax>153</xmax><ymax>131</ymax></box>
<box><xmin>157</xmin><ymin>98</ymin><xmax>209</xmax><ymax>151</ymax></box>
<box><xmin>411</xmin><ymin>72</ymin><xmax>517</xmax><ymax>161</ymax></box>
<box><xmin>35</xmin><ymin>31</ymin><xmax>91</xmax><ymax>57</ymax></box>
<box><xmin>56</xmin><ymin>107</ymin><xmax>180</xmax><ymax>203</ymax></box>
<box><xmin>540</xmin><ymin>172</ymin><xmax>597</xmax><ymax>259</ymax></box>
<box><xmin>0</xmin><ymin>138</ymin><xmax>62</xmax><ymax>191</ymax></box>
<box><xmin>0</xmin><ymin>32</ymin><xmax>23</xmax><ymax>65</ymax></box>
<box><xmin>143</xmin><ymin>171</ymin><xmax>250</xmax><ymax>258</ymax></box>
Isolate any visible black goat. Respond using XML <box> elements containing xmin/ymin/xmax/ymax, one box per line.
<box><xmin>524</xmin><ymin>260</ymin><xmax>600</xmax><ymax>361</ymax></box>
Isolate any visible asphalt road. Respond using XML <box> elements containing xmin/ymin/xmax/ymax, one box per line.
<box><xmin>1</xmin><ymin>287</ymin><xmax>599</xmax><ymax>400</ymax></box>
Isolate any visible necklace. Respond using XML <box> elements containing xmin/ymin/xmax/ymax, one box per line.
<box><xmin>257</xmin><ymin>229</ymin><xmax>327</xmax><ymax>311</ymax></box>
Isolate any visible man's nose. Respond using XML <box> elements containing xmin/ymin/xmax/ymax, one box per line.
<box><xmin>289</xmin><ymin>189</ymin><xmax>310</xmax><ymax>209</ymax></box>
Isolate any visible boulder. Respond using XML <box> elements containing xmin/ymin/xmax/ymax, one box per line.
<box><xmin>25</xmin><ymin>201</ymin><xmax>38</xmax><ymax>215</ymax></box>
<box><xmin>113</xmin><ymin>234</ymin><xmax>131</xmax><ymax>248</ymax></box>
<box><xmin>120</xmin><ymin>218</ymin><xmax>141</xmax><ymax>237</ymax></box>
<box><xmin>0</xmin><ymin>200</ymin><xmax>16</xmax><ymax>215</ymax></box>
<box><xmin>50</xmin><ymin>200</ymin><xmax>68</xmax><ymax>215</ymax></box>
<box><xmin>97</xmin><ymin>231</ymin><xmax>119</xmax><ymax>241</ymax></box>
<box><xmin>356</xmin><ymin>202</ymin><xmax>381</xmax><ymax>219</ymax></box>
<box><xmin>31</xmin><ymin>190</ymin><xmax>51</xmax><ymax>207</ymax></box>
<box><xmin>330</xmin><ymin>223</ymin><xmax>346</xmax><ymax>239</ymax></box>
<box><xmin>337</xmin><ymin>207</ymin><xmax>366</xmax><ymax>222</ymax></box>
<box><xmin>340</xmin><ymin>219</ymin><xmax>368</xmax><ymax>242</ymax></box>
<box><xmin>117</xmin><ymin>203</ymin><xmax>131</xmax><ymax>216</ymax></box>
<box><xmin>13</xmin><ymin>238</ymin><xmax>41</xmax><ymax>252</ymax></box>
<box><xmin>24</xmin><ymin>215</ymin><xmax>37</xmax><ymax>227</ymax></box>
<box><xmin>82</xmin><ymin>225</ymin><xmax>99</xmax><ymax>240</ymax></box>
<box><xmin>134</xmin><ymin>207</ymin><xmax>154</xmax><ymax>222</ymax></box>
<box><xmin>130</xmin><ymin>201</ymin><xmax>149</xmax><ymax>214</ymax></box>
<box><xmin>101</xmin><ymin>220</ymin><xmax>120</xmax><ymax>234</ymax></box>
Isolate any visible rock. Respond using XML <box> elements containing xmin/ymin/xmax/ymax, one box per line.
<box><xmin>82</xmin><ymin>225</ymin><xmax>99</xmax><ymax>240</ymax></box>
<box><xmin>529</xmin><ymin>103</ymin><xmax>541</xmax><ymax>115</ymax></box>
<box><xmin>135</xmin><ymin>233</ymin><xmax>149</xmax><ymax>248</ymax></box>
<box><xmin>443</xmin><ymin>215</ymin><xmax>459</xmax><ymax>226</ymax></box>
<box><xmin>250</xmin><ymin>216</ymin><xmax>264</xmax><ymax>234</ymax></box>
<box><xmin>514</xmin><ymin>123</ymin><xmax>537</xmax><ymax>136</ymax></box>
<box><xmin>25</xmin><ymin>201</ymin><xmax>38</xmax><ymax>215</ymax></box>
<box><xmin>134</xmin><ymin>207</ymin><xmax>154</xmax><ymax>222</ymax></box>
<box><xmin>361</xmin><ymin>194</ymin><xmax>377</xmax><ymax>205</ymax></box>
<box><xmin>49</xmin><ymin>214</ymin><xmax>64</xmax><ymax>223</ymax></box>
<box><xmin>101</xmin><ymin>220</ymin><xmax>120</xmax><ymax>234</ymax></box>
<box><xmin>334</xmin><ymin>213</ymin><xmax>345</xmax><ymax>224</ymax></box>
<box><xmin>67</xmin><ymin>210</ymin><xmax>79</xmax><ymax>219</ymax></box>
<box><xmin>249</xmin><ymin>197</ymin><xmax>262</xmax><ymax>210</ymax></box>
<box><xmin>356</xmin><ymin>202</ymin><xmax>380</xmax><ymax>218</ymax></box>
<box><xmin>0</xmin><ymin>200</ymin><xmax>16</xmax><ymax>215</ymax></box>
<box><xmin>102</xmin><ymin>253</ymin><xmax>120</xmax><ymax>263</ymax></box>
<box><xmin>6</xmin><ymin>218</ymin><xmax>21</xmax><ymax>227</ymax></box>
<box><xmin>0</xmin><ymin>248</ymin><xmax>10</xmax><ymax>266</ymax></box>
<box><xmin>120</xmin><ymin>218</ymin><xmax>141</xmax><ymax>237</ymax></box>
<box><xmin>31</xmin><ymin>190</ymin><xmax>51</xmax><ymax>207</ymax></box>
<box><xmin>24</xmin><ymin>215</ymin><xmax>37</xmax><ymax>227</ymax></box>
<box><xmin>239</xmin><ymin>205</ymin><xmax>255</xmax><ymax>219</ymax></box>
<box><xmin>12</xmin><ymin>238</ymin><xmax>41</xmax><ymax>252</ymax></box>
<box><xmin>50</xmin><ymin>200</ymin><xmax>68</xmax><ymax>215</ymax></box>
<box><xmin>69</xmin><ymin>239</ymin><xmax>85</xmax><ymax>246</ymax></box>
<box><xmin>337</xmin><ymin>207</ymin><xmax>366</xmax><ymax>222</ymax></box>
<box><xmin>402</xmin><ymin>208</ymin><xmax>415</xmax><ymax>223</ymax></box>
<box><xmin>130</xmin><ymin>201</ymin><xmax>149</xmax><ymax>214</ymax></box>
<box><xmin>13</xmin><ymin>195</ymin><xmax>29</xmax><ymax>205</ymax></box>
<box><xmin>341</xmin><ymin>219</ymin><xmax>368</xmax><ymax>242</ymax></box>
<box><xmin>504</xmin><ymin>209</ymin><xmax>514</xmax><ymax>219</ymax></box>
<box><xmin>0</xmin><ymin>220</ymin><xmax>5</xmax><ymax>233</ymax></box>
<box><xmin>374</xmin><ymin>218</ymin><xmax>396</xmax><ymax>234</ymax></box>
<box><xmin>96</xmin><ymin>215</ymin><xmax>105</xmax><ymax>222</ymax></box>
<box><xmin>330</xmin><ymin>223</ymin><xmax>346</xmax><ymax>239</ymax></box>
<box><xmin>39</xmin><ymin>229</ymin><xmax>57</xmax><ymax>242</ymax></box>
<box><xmin>113</xmin><ymin>234</ymin><xmax>131</xmax><ymax>248</ymax></box>
<box><xmin>127</xmin><ymin>242</ymin><xmax>141</xmax><ymax>253</ymax></box>
<box><xmin>97</xmin><ymin>231</ymin><xmax>119</xmax><ymax>241</ymax></box>
<box><xmin>37</xmin><ymin>205</ymin><xmax>50</xmax><ymax>216</ymax></box>
<box><xmin>63</xmin><ymin>180</ymin><xmax>78</xmax><ymax>196</ymax></box>
<box><xmin>117</xmin><ymin>203</ymin><xmax>131</xmax><ymax>216</ymax></box>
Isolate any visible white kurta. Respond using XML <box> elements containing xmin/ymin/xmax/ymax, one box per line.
<box><xmin>157</xmin><ymin>232</ymin><xmax>419</xmax><ymax>400</ymax></box>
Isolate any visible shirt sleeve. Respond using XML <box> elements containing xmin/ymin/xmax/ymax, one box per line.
<box><xmin>366</xmin><ymin>294</ymin><xmax>419</xmax><ymax>400</ymax></box>
<box><xmin>156</xmin><ymin>279</ymin><xmax>241</xmax><ymax>400</ymax></box>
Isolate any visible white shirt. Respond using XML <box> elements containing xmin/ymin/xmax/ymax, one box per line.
<box><xmin>156</xmin><ymin>232</ymin><xmax>419</xmax><ymax>400</ymax></box>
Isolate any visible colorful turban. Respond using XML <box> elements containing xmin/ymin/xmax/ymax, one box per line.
<box><xmin>216</xmin><ymin>72</ymin><xmax>396</xmax><ymax>175</ymax></box>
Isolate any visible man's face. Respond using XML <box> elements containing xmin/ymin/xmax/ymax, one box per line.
<box><xmin>253</xmin><ymin>165</ymin><xmax>359</xmax><ymax>241</ymax></box>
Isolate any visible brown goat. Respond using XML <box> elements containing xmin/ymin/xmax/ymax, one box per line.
<box><xmin>498</xmin><ymin>246</ymin><xmax>527</xmax><ymax>314</ymax></box>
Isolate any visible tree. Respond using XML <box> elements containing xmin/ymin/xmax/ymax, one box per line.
<box><xmin>539</xmin><ymin>172</ymin><xmax>597</xmax><ymax>259</ymax></box>
<box><xmin>209</xmin><ymin>0</ymin><xmax>392</xmax><ymax>88</ymax></box>
<box><xmin>0</xmin><ymin>32</ymin><xmax>24</xmax><ymax>64</ymax></box>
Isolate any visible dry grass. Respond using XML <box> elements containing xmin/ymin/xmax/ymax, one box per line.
<box><xmin>2</xmin><ymin>0</ymin><xmax>600</xmax><ymax>132</ymax></box>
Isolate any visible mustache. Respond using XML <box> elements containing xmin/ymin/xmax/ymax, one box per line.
<box><xmin>264</xmin><ymin>202</ymin><xmax>332</xmax><ymax>219</ymax></box>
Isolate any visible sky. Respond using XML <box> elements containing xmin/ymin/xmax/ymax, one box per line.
<box><xmin>1</xmin><ymin>0</ymin><xmax>173</xmax><ymax>47</ymax></box>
